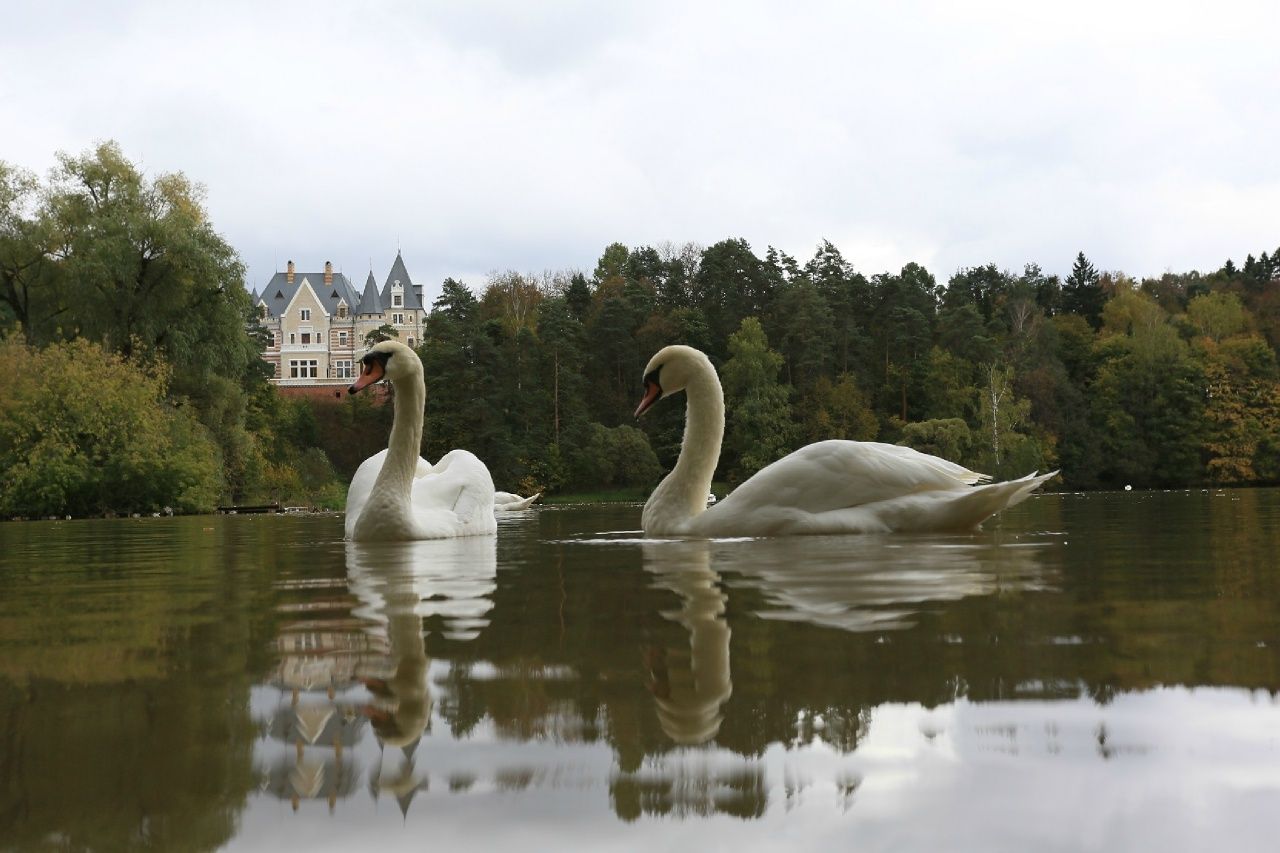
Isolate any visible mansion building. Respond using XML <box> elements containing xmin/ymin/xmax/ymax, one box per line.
<box><xmin>253</xmin><ymin>252</ymin><xmax>428</xmax><ymax>391</ymax></box>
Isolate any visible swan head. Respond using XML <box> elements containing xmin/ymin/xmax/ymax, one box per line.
<box><xmin>635</xmin><ymin>345</ymin><xmax>712</xmax><ymax>417</ymax></box>
<box><xmin>348</xmin><ymin>340</ymin><xmax>420</xmax><ymax>394</ymax></box>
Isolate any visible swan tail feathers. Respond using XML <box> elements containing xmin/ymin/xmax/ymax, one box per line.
<box><xmin>938</xmin><ymin>470</ymin><xmax>1057</xmax><ymax>528</ymax></box>
<box><xmin>1006</xmin><ymin>470</ymin><xmax>1058</xmax><ymax>504</ymax></box>
<box><xmin>807</xmin><ymin>470</ymin><xmax>1057</xmax><ymax>534</ymax></box>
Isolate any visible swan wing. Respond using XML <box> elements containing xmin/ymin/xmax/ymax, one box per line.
<box><xmin>411</xmin><ymin>449</ymin><xmax>497</xmax><ymax>532</ymax></box>
<box><xmin>710</xmin><ymin>440</ymin><xmax>989</xmax><ymax>520</ymax></box>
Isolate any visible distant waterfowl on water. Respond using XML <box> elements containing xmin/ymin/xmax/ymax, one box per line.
<box><xmin>494</xmin><ymin>491</ymin><xmax>541</xmax><ymax>511</ymax></box>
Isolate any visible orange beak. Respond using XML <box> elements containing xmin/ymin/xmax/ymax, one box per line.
<box><xmin>348</xmin><ymin>359</ymin><xmax>385</xmax><ymax>394</ymax></box>
<box><xmin>634</xmin><ymin>380</ymin><xmax>661</xmax><ymax>418</ymax></box>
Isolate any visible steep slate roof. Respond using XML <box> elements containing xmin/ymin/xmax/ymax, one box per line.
<box><xmin>249</xmin><ymin>287</ymin><xmax>260</xmax><ymax>304</ymax></box>
<box><xmin>358</xmin><ymin>271</ymin><xmax>383</xmax><ymax>315</ymax></box>
<box><xmin>257</xmin><ymin>268</ymin><xmax>362</xmax><ymax>320</ymax></box>
<box><xmin>380</xmin><ymin>251</ymin><xmax>427</xmax><ymax>310</ymax></box>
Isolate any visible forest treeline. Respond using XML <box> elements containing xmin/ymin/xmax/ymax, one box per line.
<box><xmin>418</xmin><ymin>237</ymin><xmax>1280</xmax><ymax>496</ymax></box>
<box><xmin>2</xmin><ymin>143</ymin><xmax>1278</xmax><ymax>516</ymax></box>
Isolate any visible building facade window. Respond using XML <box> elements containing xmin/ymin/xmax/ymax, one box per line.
<box><xmin>289</xmin><ymin>333</ymin><xmax>296</xmax><ymax>344</ymax></box>
<box><xmin>300</xmin><ymin>308</ymin><xmax>311</xmax><ymax>321</ymax></box>
<box><xmin>337</xmin><ymin>305</ymin><xmax>348</xmax><ymax>318</ymax></box>
<box><xmin>288</xmin><ymin>359</ymin><xmax>318</xmax><ymax>379</ymax></box>
<box><xmin>338</xmin><ymin>331</ymin><xmax>348</xmax><ymax>346</ymax></box>
<box><xmin>407</xmin><ymin>338</ymin><xmax>415</xmax><ymax>348</ymax></box>
<box><xmin>301</xmin><ymin>332</ymin><xmax>311</xmax><ymax>344</ymax></box>
<box><xmin>392</xmin><ymin>313</ymin><xmax>405</xmax><ymax>325</ymax></box>
<box><xmin>393</xmin><ymin>294</ymin><xmax>403</xmax><ymax>307</ymax></box>
<box><xmin>333</xmin><ymin>360</ymin><xmax>353</xmax><ymax>379</ymax></box>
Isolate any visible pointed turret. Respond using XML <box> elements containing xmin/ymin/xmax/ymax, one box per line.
<box><xmin>381</xmin><ymin>251</ymin><xmax>418</xmax><ymax>309</ymax></box>
<box><xmin>359</xmin><ymin>271</ymin><xmax>382</xmax><ymax>315</ymax></box>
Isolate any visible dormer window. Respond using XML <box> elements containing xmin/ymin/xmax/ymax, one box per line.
<box><xmin>300</xmin><ymin>308</ymin><xmax>311</xmax><ymax>321</ymax></box>
<box><xmin>337</xmin><ymin>304</ymin><xmax>348</xmax><ymax>319</ymax></box>
<box><xmin>393</xmin><ymin>294</ymin><xmax>403</xmax><ymax>307</ymax></box>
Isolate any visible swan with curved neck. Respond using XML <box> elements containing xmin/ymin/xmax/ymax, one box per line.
<box><xmin>635</xmin><ymin>345</ymin><xmax>1055</xmax><ymax>537</ymax></box>
<box><xmin>345</xmin><ymin>340</ymin><xmax>496</xmax><ymax>541</ymax></box>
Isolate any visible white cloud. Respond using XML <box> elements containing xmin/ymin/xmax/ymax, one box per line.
<box><xmin>3</xmin><ymin>0</ymin><xmax>1277</xmax><ymax>297</ymax></box>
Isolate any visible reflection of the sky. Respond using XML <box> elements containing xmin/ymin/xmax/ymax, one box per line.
<box><xmin>240</xmin><ymin>685</ymin><xmax>1280</xmax><ymax>852</ymax></box>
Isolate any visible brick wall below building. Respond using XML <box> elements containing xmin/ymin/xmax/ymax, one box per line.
<box><xmin>277</xmin><ymin>384</ymin><xmax>391</xmax><ymax>404</ymax></box>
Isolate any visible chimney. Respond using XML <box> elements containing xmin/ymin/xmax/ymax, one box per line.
<box><xmin>324</xmin><ymin>261</ymin><xmax>333</xmax><ymax>286</ymax></box>
<box><xmin>286</xmin><ymin>260</ymin><xmax>295</xmax><ymax>284</ymax></box>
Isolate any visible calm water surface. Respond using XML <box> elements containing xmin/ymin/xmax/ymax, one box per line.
<box><xmin>1</xmin><ymin>490</ymin><xmax>1278</xmax><ymax>851</ymax></box>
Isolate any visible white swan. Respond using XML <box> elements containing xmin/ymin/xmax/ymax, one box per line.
<box><xmin>494</xmin><ymin>490</ymin><xmax>541</xmax><ymax>512</ymax></box>
<box><xmin>345</xmin><ymin>341</ymin><xmax>497</xmax><ymax>541</ymax></box>
<box><xmin>634</xmin><ymin>345</ymin><xmax>1056</xmax><ymax>537</ymax></box>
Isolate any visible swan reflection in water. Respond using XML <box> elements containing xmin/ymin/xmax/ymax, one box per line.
<box><xmin>719</xmin><ymin>532</ymin><xmax>1055</xmax><ymax>634</ymax></box>
<box><xmin>641</xmin><ymin>540</ymin><xmax>733</xmax><ymax>746</ymax></box>
<box><xmin>616</xmin><ymin>531</ymin><xmax>1053</xmax><ymax>819</ymax></box>
<box><xmin>637</xmin><ymin>533</ymin><xmax>1052</xmax><ymax>744</ymax></box>
<box><xmin>346</xmin><ymin>537</ymin><xmax>497</xmax><ymax>813</ymax></box>
<box><xmin>258</xmin><ymin>537</ymin><xmax>496</xmax><ymax>814</ymax></box>
<box><xmin>609</xmin><ymin>539</ymin><xmax>764</xmax><ymax>820</ymax></box>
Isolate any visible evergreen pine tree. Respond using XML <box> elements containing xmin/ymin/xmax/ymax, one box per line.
<box><xmin>1062</xmin><ymin>251</ymin><xmax>1105</xmax><ymax>329</ymax></box>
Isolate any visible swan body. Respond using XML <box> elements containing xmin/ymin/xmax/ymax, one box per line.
<box><xmin>635</xmin><ymin>345</ymin><xmax>1055</xmax><ymax>537</ymax></box>
<box><xmin>494</xmin><ymin>491</ymin><xmax>541</xmax><ymax>511</ymax></box>
<box><xmin>344</xmin><ymin>341</ymin><xmax>496</xmax><ymax>541</ymax></box>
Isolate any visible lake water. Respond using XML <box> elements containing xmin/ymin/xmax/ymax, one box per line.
<box><xmin>1</xmin><ymin>489</ymin><xmax>1278</xmax><ymax>851</ymax></box>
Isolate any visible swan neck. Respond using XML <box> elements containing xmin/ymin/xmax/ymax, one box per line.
<box><xmin>376</xmin><ymin>372</ymin><xmax>425</xmax><ymax>496</ymax></box>
<box><xmin>671</xmin><ymin>368</ymin><xmax>723</xmax><ymax>502</ymax></box>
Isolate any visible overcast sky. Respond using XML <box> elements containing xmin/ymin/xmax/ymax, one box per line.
<box><xmin>4</xmin><ymin>0</ymin><xmax>1277</xmax><ymax>304</ymax></box>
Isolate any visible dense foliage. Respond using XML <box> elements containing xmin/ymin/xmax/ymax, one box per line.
<box><xmin>3</xmin><ymin>142</ymin><xmax>1278</xmax><ymax>515</ymax></box>
<box><xmin>419</xmin><ymin>241</ymin><xmax>1280</xmax><ymax>493</ymax></box>
<box><xmin>0</xmin><ymin>143</ymin><xmax>346</xmax><ymax>515</ymax></box>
